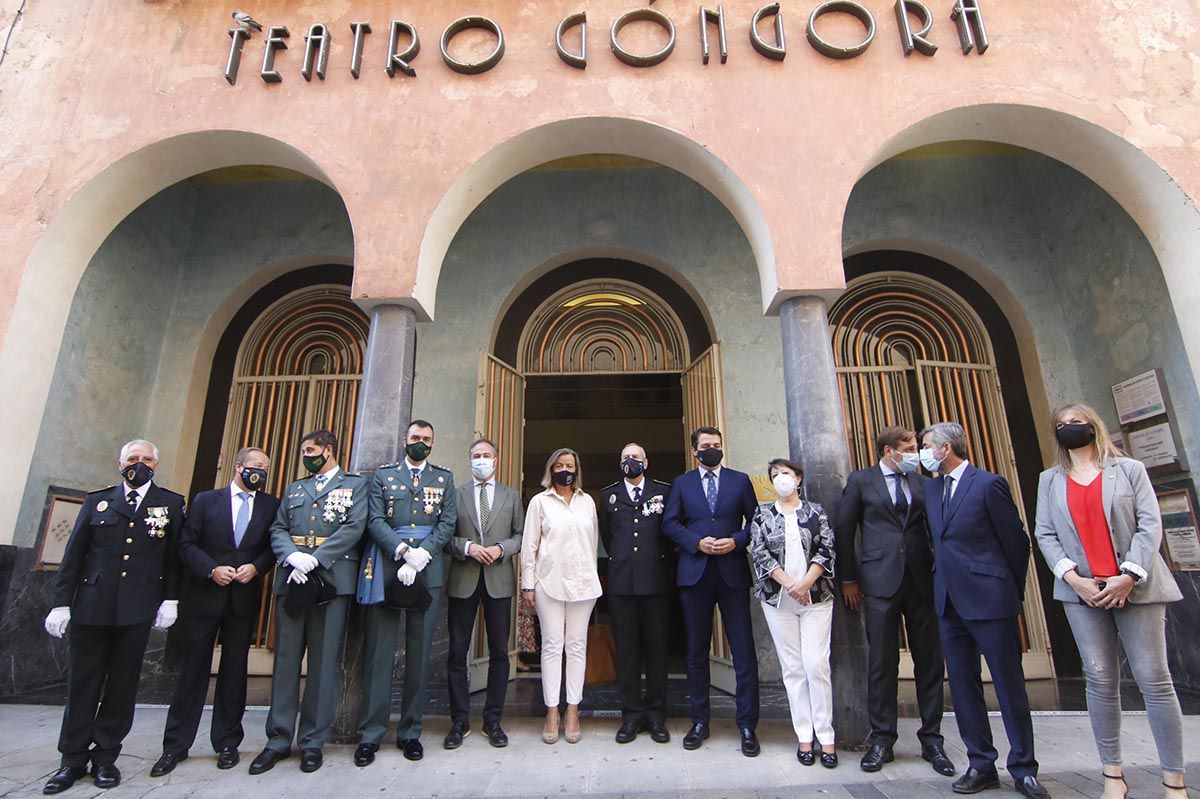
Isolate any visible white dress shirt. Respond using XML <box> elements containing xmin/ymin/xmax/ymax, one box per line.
<box><xmin>122</xmin><ymin>480</ymin><xmax>152</xmax><ymax>510</ymax></box>
<box><xmin>943</xmin><ymin>460</ymin><xmax>970</xmax><ymax>500</ymax></box>
<box><xmin>878</xmin><ymin>460</ymin><xmax>912</xmax><ymax>504</ymax></box>
<box><xmin>464</xmin><ymin>477</ymin><xmax>498</xmax><ymax>556</ymax></box>
<box><xmin>624</xmin><ymin>477</ymin><xmax>646</xmax><ymax>503</ymax></box>
<box><xmin>229</xmin><ymin>482</ymin><xmax>256</xmax><ymax>528</ymax></box>
<box><xmin>520</xmin><ymin>488</ymin><xmax>601</xmax><ymax>601</ymax></box>
<box><xmin>698</xmin><ymin>465</ymin><xmax>722</xmax><ymax>496</ymax></box>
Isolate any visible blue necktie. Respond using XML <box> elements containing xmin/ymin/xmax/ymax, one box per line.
<box><xmin>704</xmin><ymin>471</ymin><xmax>717</xmax><ymax>515</ymax></box>
<box><xmin>891</xmin><ymin>473</ymin><xmax>909</xmax><ymax>521</ymax></box>
<box><xmin>942</xmin><ymin>475</ymin><xmax>955</xmax><ymax>515</ymax></box>
<box><xmin>234</xmin><ymin>492</ymin><xmax>251</xmax><ymax>547</ymax></box>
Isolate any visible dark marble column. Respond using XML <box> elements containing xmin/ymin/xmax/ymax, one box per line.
<box><xmin>331</xmin><ymin>303</ymin><xmax>417</xmax><ymax>743</ymax></box>
<box><xmin>779</xmin><ymin>295</ymin><xmax>870</xmax><ymax>747</ymax></box>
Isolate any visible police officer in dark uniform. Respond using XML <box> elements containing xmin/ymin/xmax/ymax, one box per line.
<box><xmin>598</xmin><ymin>442</ymin><xmax>674</xmax><ymax>745</ymax></box>
<box><xmin>43</xmin><ymin>439</ymin><xmax>186</xmax><ymax>794</ymax></box>
<box><xmin>354</xmin><ymin>419</ymin><xmax>457</xmax><ymax>766</ymax></box>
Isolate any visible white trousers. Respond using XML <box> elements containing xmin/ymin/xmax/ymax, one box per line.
<box><xmin>535</xmin><ymin>585</ymin><xmax>597</xmax><ymax>707</ymax></box>
<box><xmin>762</xmin><ymin>599</ymin><xmax>835</xmax><ymax>745</ymax></box>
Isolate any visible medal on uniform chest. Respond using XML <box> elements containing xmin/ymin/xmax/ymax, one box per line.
<box><xmin>145</xmin><ymin>506</ymin><xmax>170</xmax><ymax>537</ymax></box>
<box><xmin>642</xmin><ymin>495</ymin><xmax>665</xmax><ymax>516</ymax></box>
<box><xmin>323</xmin><ymin>488</ymin><xmax>354</xmax><ymax>523</ymax></box>
<box><xmin>97</xmin><ymin>500</ymin><xmax>109</xmax><ymax>512</ymax></box>
<box><xmin>422</xmin><ymin>486</ymin><xmax>444</xmax><ymax>515</ymax></box>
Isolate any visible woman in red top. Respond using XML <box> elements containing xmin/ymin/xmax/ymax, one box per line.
<box><xmin>1033</xmin><ymin>403</ymin><xmax>1186</xmax><ymax>799</ymax></box>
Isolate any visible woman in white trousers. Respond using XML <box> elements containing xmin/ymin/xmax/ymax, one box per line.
<box><xmin>520</xmin><ymin>447</ymin><xmax>600</xmax><ymax>744</ymax></box>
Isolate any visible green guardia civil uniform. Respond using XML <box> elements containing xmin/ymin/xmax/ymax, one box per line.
<box><xmin>264</xmin><ymin>467</ymin><xmax>367</xmax><ymax>754</ymax></box>
<box><xmin>357</xmin><ymin>458</ymin><xmax>457</xmax><ymax>745</ymax></box>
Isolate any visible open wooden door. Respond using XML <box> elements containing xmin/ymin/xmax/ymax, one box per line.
<box><xmin>470</xmin><ymin>353</ymin><xmax>526</xmax><ymax>691</ymax></box>
<box><xmin>680</xmin><ymin>343</ymin><xmax>738</xmax><ymax>693</ymax></box>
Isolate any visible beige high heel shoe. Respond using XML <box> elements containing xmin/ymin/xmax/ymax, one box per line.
<box><xmin>564</xmin><ymin>706</ymin><xmax>582</xmax><ymax>744</ymax></box>
<box><xmin>543</xmin><ymin>709</ymin><xmax>560</xmax><ymax>745</ymax></box>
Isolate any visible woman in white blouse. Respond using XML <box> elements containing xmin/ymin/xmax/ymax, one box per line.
<box><xmin>521</xmin><ymin>447</ymin><xmax>601</xmax><ymax>745</ymax></box>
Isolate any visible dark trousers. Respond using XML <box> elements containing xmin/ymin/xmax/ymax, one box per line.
<box><xmin>446</xmin><ymin>573</ymin><xmax>512</xmax><ymax>726</ymax></box>
<box><xmin>609</xmin><ymin>593</ymin><xmax>670</xmax><ymax>724</ymax></box>
<box><xmin>939</xmin><ymin>599</ymin><xmax>1038</xmax><ymax>779</ymax></box>
<box><xmin>679</xmin><ymin>558</ymin><xmax>759</xmax><ymax>730</ymax></box>
<box><xmin>162</xmin><ymin>607</ymin><xmax>255</xmax><ymax>755</ymax></box>
<box><xmin>863</xmin><ymin>568</ymin><xmax>944</xmax><ymax>748</ymax></box>
<box><xmin>58</xmin><ymin>621</ymin><xmax>153</xmax><ymax>768</ymax></box>
<box><xmin>265</xmin><ymin>595</ymin><xmax>349</xmax><ymax>752</ymax></box>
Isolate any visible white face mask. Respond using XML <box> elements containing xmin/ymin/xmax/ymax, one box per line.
<box><xmin>919</xmin><ymin>447</ymin><xmax>945</xmax><ymax>474</ymax></box>
<box><xmin>894</xmin><ymin>451</ymin><xmax>921</xmax><ymax>474</ymax></box>
<box><xmin>470</xmin><ymin>457</ymin><xmax>495</xmax><ymax>480</ymax></box>
<box><xmin>772</xmin><ymin>473</ymin><xmax>798</xmax><ymax>498</ymax></box>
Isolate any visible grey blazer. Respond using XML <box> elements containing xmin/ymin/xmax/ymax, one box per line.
<box><xmin>445</xmin><ymin>480</ymin><xmax>524</xmax><ymax>600</ymax></box>
<box><xmin>1034</xmin><ymin>457</ymin><xmax>1181</xmax><ymax>605</ymax></box>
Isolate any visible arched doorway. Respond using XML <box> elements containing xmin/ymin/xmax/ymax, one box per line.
<box><xmin>829</xmin><ymin>268</ymin><xmax>1054</xmax><ymax>679</ymax></box>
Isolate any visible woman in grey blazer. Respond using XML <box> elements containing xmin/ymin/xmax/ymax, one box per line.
<box><xmin>1033</xmin><ymin>403</ymin><xmax>1186</xmax><ymax>799</ymax></box>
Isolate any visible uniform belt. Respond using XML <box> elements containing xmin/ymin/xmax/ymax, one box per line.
<box><xmin>291</xmin><ymin>534</ymin><xmax>330</xmax><ymax>547</ymax></box>
<box><xmin>393</xmin><ymin>524</ymin><xmax>435</xmax><ymax>542</ymax></box>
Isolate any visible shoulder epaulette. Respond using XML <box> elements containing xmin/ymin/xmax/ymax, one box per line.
<box><xmin>429</xmin><ymin>463</ymin><xmax>453</xmax><ymax>472</ymax></box>
<box><xmin>343</xmin><ymin>471</ymin><xmax>362</xmax><ymax>478</ymax></box>
<box><xmin>89</xmin><ymin>485</ymin><xmax>117</xmax><ymax>494</ymax></box>
<box><xmin>379</xmin><ymin>461</ymin><xmax>401</xmax><ymax>469</ymax></box>
<box><xmin>601</xmin><ymin>481</ymin><xmax>620</xmax><ymax>491</ymax></box>
<box><xmin>651</xmin><ymin>479</ymin><xmax>671</xmax><ymax>487</ymax></box>
<box><xmin>157</xmin><ymin>487</ymin><xmax>185</xmax><ymax>499</ymax></box>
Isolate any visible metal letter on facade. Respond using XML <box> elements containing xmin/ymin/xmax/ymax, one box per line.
<box><xmin>301</xmin><ymin>24</ymin><xmax>330</xmax><ymax>81</ymax></box>
<box><xmin>610</xmin><ymin>8</ymin><xmax>676</xmax><ymax>68</ymax></box>
<box><xmin>750</xmin><ymin>3</ymin><xmax>786</xmax><ymax>61</ymax></box>
<box><xmin>441</xmin><ymin>16</ymin><xmax>506</xmax><ymax>75</ymax></box>
<box><xmin>700</xmin><ymin>6</ymin><xmax>728</xmax><ymax>65</ymax></box>
<box><xmin>349</xmin><ymin>22</ymin><xmax>371</xmax><ymax>78</ymax></box>
<box><xmin>261</xmin><ymin>26</ymin><xmax>290</xmax><ymax>83</ymax></box>
<box><xmin>556</xmin><ymin>11</ymin><xmax>588</xmax><ymax>69</ymax></box>
<box><xmin>807</xmin><ymin>1</ymin><xmax>876</xmax><ymax>60</ymax></box>
<box><xmin>225</xmin><ymin>28</ymin><xmax>249</xmax><ymax>85</ymax></box>
<box><xmin>950</xmin><ymin>0</ymin><xmax>988</xmax><ymax>54</ymax></box>
<box><xmin>386</xmin><ymin>20</ymin><xmax>420</xmax><ymax>77</ymax></box>
<box><xmin>895</xmin><ymin>0</ymin><xmax>937</xmax><ymax>56</ymax></box>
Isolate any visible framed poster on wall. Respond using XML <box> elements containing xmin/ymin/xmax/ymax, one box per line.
<box><xmin>1156</xmin><ymin>485</ymin><xmax>1200</xmax><ymax>571</ymax></box>
<box><xmin>34</xmin><ymin>486</ymin><xmax>86</xmax><ymax>570</ymax></box>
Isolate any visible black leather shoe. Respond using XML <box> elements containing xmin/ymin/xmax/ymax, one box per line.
<box><xmin>615</xmin><ymin>719</ymin><xmax>642</xmax><ymax>744</ymax></box>
<box><xmin>648</xmin><ymin>721</ymin><xmax>670</xmax><ymax>744</ymax></box>
<box><xmin>952</xmin><ymin>766</ymin><xmax>1001</xmax><ymax>794</ymax></box>
<box><xmin>92</xmin><ymin>764</ymin><xmax>121</xmax><ymax>789</ymax></box>
<box><xmin>682</xmin><ymin>723</ymin><xmax>709</xmax><ymax>750</ymax></box>
<box><xmin>860</xmin><ymin>743</ymin><xmax>894</xmax><ymax>772</ymax></box>
<box><xmin>820</xmin><ymin>751</ymin><xmax>839</xmax><ymax>769</ymax></box>
<box><xmin>299</xmin><ymin>748</ymin><xmax>322</xmax><ymax>773</ymax></box>
<box><xmin>444</xmin><ymin>722</ymin><xmax>470</xmax><ymax>750</ymax></box>
<box><xmin>1015</xmin><ymin>776</ymin><xmax>1051</xmax><ymax>799</ymax></box>
<box><xmin>216</xmin><ymin>747</ymin><xmax>239</xmax><ymax>770</ymax></box>
<box><xmin>399</xmin><ymin>738</ymin><xmax>424</xmax><ymax>761</ymax></box>
<box><xmin>482</xmin><ymin>723</ymin><xmax>508</xmax><ymax>748</ymax></box>
<box><xmin>923</xmin><ymin>744</ymin><xmax>957</xmax><ymax>776</ymax></box>
<box><xmin>150</xmin><ymin>752</ymin><xmax>187</xmax><ymax>777</ymax></box>
<box><xmin>43</xmin><ymin>765</ymin><xmax>86</xmax><ymax>794</ymax></box>
<box><xmin>739</xmin><ymin>728</ymin><xmax>760</xmax><ymax>757</ymax></box>
<box><xmin>797</xmin><ymin>749</ymin><xmax>816</xmax><ymax>766</ymax></box>
<box><xmin>353</xmin><ymin>743</ymin><xmax>378</xmax><ymax>767</ymax></box>
<box><xmin>248</xmin><ymin>748</ymin><xmax>289</xmax><ymax>775</ymax></box>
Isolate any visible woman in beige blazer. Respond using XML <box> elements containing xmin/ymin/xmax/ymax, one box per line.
<box><xmin>1033</xmin><ymin>403</ymin><xmax>1185</xmax><ymax>799</ymax></box>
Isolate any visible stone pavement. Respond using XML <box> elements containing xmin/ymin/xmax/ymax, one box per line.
<box><xmin>0</xmin><ymin>704</ymin><xmax>1195</xmax><ymax>798</ymax></box>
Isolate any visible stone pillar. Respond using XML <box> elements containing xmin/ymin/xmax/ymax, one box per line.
<box><xmin>779</xmin><ymin>295</ymin><xmax>870</xmax><ymax>748</ymax></box>
<box><xmin>331</xmin><ymin>303</ymin><xmax>418</xmax><ymax>743</ymax></box>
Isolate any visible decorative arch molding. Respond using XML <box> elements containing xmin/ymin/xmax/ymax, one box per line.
<box><xmin>518</xmin><ymin>280</ymin><xmax>689</xmax><ymax>374</ymax></box>
<box><xmin>237</xmin><ymin>285</ymin><xmax>369</xmax><ymax>378</ymax></box>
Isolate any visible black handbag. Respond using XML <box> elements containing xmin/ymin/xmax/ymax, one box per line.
<box><xmin>284</xmin><ymin>568</ymin><xmax>337</xmax><ymax>615</ymax></box>
<box><xmin>384</xmin><ymin>572</ymin><xmax>433</xmax><ymax>611</ymax></box>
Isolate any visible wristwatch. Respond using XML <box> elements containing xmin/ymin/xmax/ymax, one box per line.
<box><xmin>396</xmin><ymin>542</ymin><xmax>411</xmax><ymax>559</ymax></box>
<box><xmin>1119</xmin><ymin>566</ymin><xmax>1142</xmax><ymax>583</ymax></box>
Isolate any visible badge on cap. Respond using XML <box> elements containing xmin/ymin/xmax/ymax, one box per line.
<box><xmin>97</xmin><ymin>500</ymin><xmax>109</xmax><ymax>512</ymax></box>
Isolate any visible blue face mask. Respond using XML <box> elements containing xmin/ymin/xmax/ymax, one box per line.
<box><xmin>893</xmin><ymin>451</ymin><xmax>920</xmax><ymax>474</ymax></box>
<box><xmin>919</xmin><ymin>447</ymin><xmax>945</xmax><ymax>474</ymax></box>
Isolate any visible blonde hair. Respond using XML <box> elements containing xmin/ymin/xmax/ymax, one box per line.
<box><xmin>541</xmin><ymin>447</ymin><xmax>582</xmax><ymax>490</ymax></box>
<box><xmin>1051</xmin><ymin>402</ymin><xmax>1124</xmax><ymax>473</ymax></box>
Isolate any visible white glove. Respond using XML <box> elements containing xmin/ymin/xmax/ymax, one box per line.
<box><xmin>44</xmin><ymin>606</ymin><xmax>71</xmax><ymax>638</ymax></box>
<box><xmin>397</xmin><ymin>564</ymin><xmax>417</xmax><ymax>586</ymax></box>
<box><xmin>153</xmin><ymin>600</ymin><xmax>179</xmax><ymax>630</ymax></box>
<box><xmin>286</xmin><ymin>568</ymin><xmax>309</xmax><ymax>585</ymax></box>
<box><xmin>285</xmin><ymin>552</ymin><xmax>320</xmax><ymax>574</ymax></box>
<box><xmin>402</xmin><ymin>546</ymin><xmax>432</xmax><ymax>572</ymax></box>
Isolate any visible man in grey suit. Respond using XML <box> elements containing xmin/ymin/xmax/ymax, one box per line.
<box><xmin>443</xmin><ymin>437</ymin><xmax>524</xmax><ymax>750</ymax></box>
<box><xmin>834</xmin><ymin>425</ymin><xmax>953</xmax><ymax>776</ymax></box>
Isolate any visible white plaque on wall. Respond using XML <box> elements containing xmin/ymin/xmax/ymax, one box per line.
<box><xmin>1127</xmin><ymin>423</ymin><xmax>1179</xmax><ymax>469</ymax></box>
<box><xmin>1112</xmin><ymin>370</ymin><xmax>1167</xmax><ymax>425</ymax></box>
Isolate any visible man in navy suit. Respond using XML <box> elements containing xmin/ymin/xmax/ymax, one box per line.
<box><xmin>150</xmin><ymin>447</ymin><xmax>280</xmax><ymax>777</ymax></box>
<box><xmin>663</xmin><ymin>426</ymin><xmax>761</xmax><ymax>757</ymax></box>
<box><xmin>919</xmin><ymin>422</ymin><xmax>1049</xmax><ymax>799</ymax></box>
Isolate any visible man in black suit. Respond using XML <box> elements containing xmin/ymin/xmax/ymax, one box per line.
<box><xmin>598</xmin><ymin>443</ymin><xmax>673</xmax><ymax>745</ymax></box>
<box><xmin>920</xmin><ymin>422</ymin><xmax>1048</xmax><ymax>799</ymax></box>
<box><xmin>663</xmin><ymin>426</ymin><xmax>761</xmax><ymax>757</ymax></box>
<box><xmin>150</xmin><ymin>447</ymin><xmax>280</xmax><ymax>776</ymax></box>
<box><xmin>834</xmin><ymin>425</ymin><xmax>953</xmax><ymax>776</ymax></box>
<box><xmin>42</xmin><ymin>439</ymin><xmax>185</xmax><ymax>794</ymax></box>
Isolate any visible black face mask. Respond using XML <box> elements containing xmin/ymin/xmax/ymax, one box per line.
<box><xmin>302</xmin><ymin>453</ymin><xmax>327</xmax><ymax>474</ymax></box>
<box><xmin>696</xmin><ymin>448</ymin><xmax>723</xmax><ymax>468</ymax></box>
<box><xmin>240</xmin><ymin>467</ymin><xmax>268</xmax><ymax>491</ymax></box>
<box><xmin>122</xmin><ymin>462</ymin><xmax>154</xmax><ymax>488</ymax></box>
<box><xmin>552</xmin><ymin>469</ymin><xmax>576</xmax><ymax>487</ymax></box>
<box><xmin>405</xmin><ymin>442</ymin><xmax>432</xmax><ymax>462</ymax></box>
<box><xmin>1055</xmin><ymin>423</ymin><xmax>1096</xmax><ymax>450</ymax></box>
<box><xmin>620</xmin><ymin>458</ymin><xmax>645</xmax><ymax>479</ymax></box>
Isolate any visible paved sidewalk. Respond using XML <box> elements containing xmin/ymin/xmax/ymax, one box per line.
<box><xmin>0</xmin><ymin>705</ymin><xmax>1195</xmax><ymax>798</ymax></box>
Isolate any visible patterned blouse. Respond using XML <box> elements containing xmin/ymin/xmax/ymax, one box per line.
<box><xmin>749</xmin><ymin>500</ymin><xmax>836</xmax><ymax>607</ymax></box>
